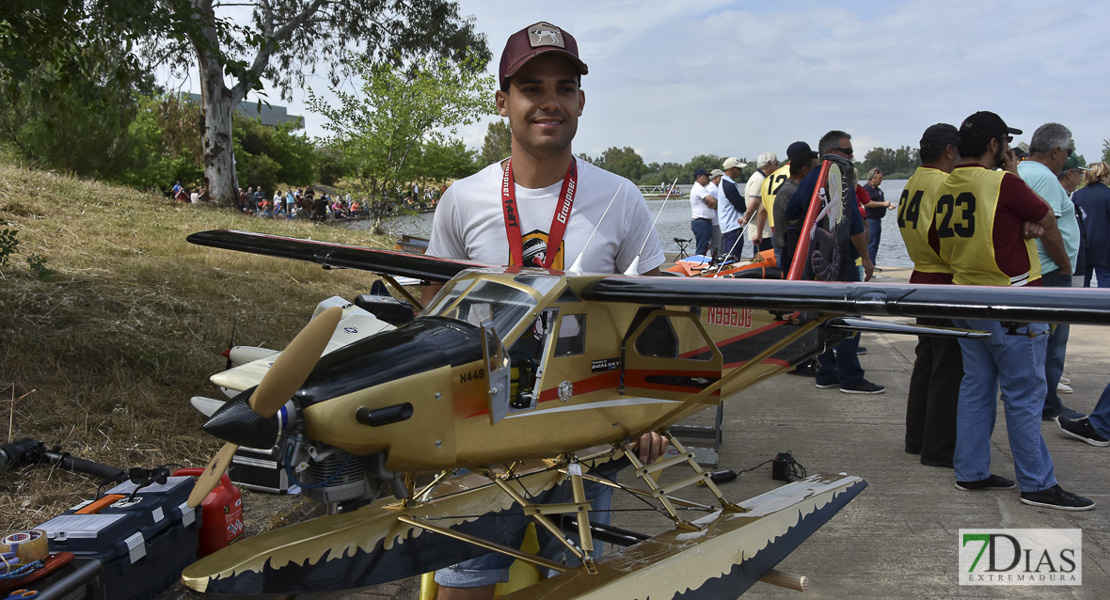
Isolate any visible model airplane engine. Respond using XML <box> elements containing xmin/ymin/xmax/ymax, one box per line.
<box><xmin>282</xmin><ymin>438</ymin><xmax>403</xmax><ymax>505</ymax></box>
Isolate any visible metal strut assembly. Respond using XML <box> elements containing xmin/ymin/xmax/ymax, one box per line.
<box><xmin>485</xmin><ymin>460</ymin><xmax>598</xmax><ymax>574</ymax></box>
<box><xmin>622</xmin><ymin>430</ymin><xmax>747</xmax><ymax>531</ymax></box>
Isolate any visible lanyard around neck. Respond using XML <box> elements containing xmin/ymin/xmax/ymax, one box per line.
<box><xmin>500</xmin><ymin>157</ymin><xmax>578</xmax><ymax>268</ymax></box>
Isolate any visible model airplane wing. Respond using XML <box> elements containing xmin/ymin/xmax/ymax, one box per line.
<box><xmin>580</xmin><ymin>276</ymin><xmax>1110</xmax><ymax>325</ymax></box>
<box><xmin>186</xmin><ymin>229</ymin><xmax>488</xmax><ymax>283</ymax></box>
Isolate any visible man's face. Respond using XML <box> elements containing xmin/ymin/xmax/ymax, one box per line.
<box><xmin>697</xmin><ymin>174</ymin><xmax>710</xmax><ymax>186</ymax></box>
<box><xmin>992</xmin><ymin>135</ymin><xmax>1010</xmax><ymax>168</ymax></box>
<box><xmin>496</xmin><ymin>54</ymin><xmax>584</xmax><ymax>160</ymax></box>
<box><xmin>871</xmin><ymin>172</ymin><xmax>883</xmax><ymax>186</ymax></box>
<box><xmin>1061</xmin><ymin>169</ymin><xmax>1082</xmax><ymax>194</ymax></box>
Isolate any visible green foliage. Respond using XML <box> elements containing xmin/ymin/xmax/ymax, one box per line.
<box><xmin>0</xmin><ymin>0</ymin><xmax>173</xmax><ymax>97</ymax></box>
<box><xmin>316</xmin><ymin>145</ymin><xmax>347</xmax><ymax>187</ymax></box>
<box><xmin>1102</xmin><ymin>139</ymin><xmax>1110</xmax><ymax>165</ymax></box>
<box><xmin>233</xmin><ymin>116</ymin><xmax>316</xmax><ymax>194</ymax></box>
<box><xmin>413</xmin><ymin>137</ymin><xmax>478</xmax><ymax>182</ymax></box>
<box><xmin>117</xmin><ymin>94</ymin><xmax>204</xmax><ymax>191</ymax></box>
<box><xmin>307</xmin><ymin>52</ymin><xmax>496</xmax><ymax>213</ymax></box>
<box><xmin>0</xmin><ymin>37</ymin><xmax>154</xmax><ymax>180</ymax></box>
<box><xmin>0</xmin><ymin>219</ymin><xmax>18</xmax><ymax>268</ymax></box>
<box><xmin>480</xmin><ymin>120</ymin><xmax>512</xmax><ymax>166</ymax></box>
<box><xmin>860</xmin><ymin>146</ymin><xmax>920</xmax><ymax>179</ymax></box>
<box><xmin>25</xmin><ymin>252</ymin><xmax>53</xmax><ymax>281</ymax></box>
<box><xmin>598</xmin><ymin>147</ymin><xmax>648</xmax><ymax>182</ymax></box>
<box><xmin>0</xmin><ymin>218</ymin><xmax>49</xmax><ymax>279</ymax></box>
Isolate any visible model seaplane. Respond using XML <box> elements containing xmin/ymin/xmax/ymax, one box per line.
<box><xmin>179</xmin><ymin>160</ymin><xmax>1110</xmax><ymax>599</ymax></box>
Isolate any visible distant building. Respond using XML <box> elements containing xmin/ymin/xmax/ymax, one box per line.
<box><xmin>182</xmin><ymin>93</ymin><xmax>304</xmax><ymax>129</ymax></box>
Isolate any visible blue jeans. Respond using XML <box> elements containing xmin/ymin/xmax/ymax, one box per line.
<box><xmin>1095</xmin><ymin>266</ymin><xmax>1110</xmax><ymax>288</ymax></box>
<box><xmin>1040</xmin><ymin>269</ymin><xmax>1072</xmax><ymax>418</ymax></box>
<box><xmin>815</xmin><ymin>261</ymin><xmax>863</xmax><ymax>386</ymax></box>
<box><xmin>1087</xmin><ymin>381</ymin><xmax>1110</xmax><ymax>438</ymax></box>
<box><xmin>691</xmin><ymin>219</ymin><xmax>712</xmax><ymax>256</ymax></box>
<box><xmin>866</xmin><ymin>217</ymin><xmax>882</xmax><ymax>265</ymax></box>
<box><xmin>720</xmin><ymin>228</ymin><xmax>742</xmax><ymax>261</ymax></box>
<box><xmin>952</xmin><ymin>319</ymin><xmax>1056</xmax><ymax>493</ymax></box>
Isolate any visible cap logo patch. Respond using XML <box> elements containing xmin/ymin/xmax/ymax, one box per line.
<box><xmin>529</xmin><ymin>23</ymin><xmax>565</xmax><ymax>48</ymax></box>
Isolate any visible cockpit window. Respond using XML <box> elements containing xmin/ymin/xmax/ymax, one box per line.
<box><xmin>425</xmin><ymin>280</ymin><xmax>537</xmax><ymax>338</ymax></box>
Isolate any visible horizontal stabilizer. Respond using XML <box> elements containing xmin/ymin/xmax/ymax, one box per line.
<box><xmin>190</xmin><ymin>396</ymin><xmax>225</xmax><ymax>418</ymax></box>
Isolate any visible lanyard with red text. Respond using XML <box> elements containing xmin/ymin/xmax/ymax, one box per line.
<box><xmin>500</xmin><ymin>157</ymin><xmax>578</xmax><ymax>268</ymax></box>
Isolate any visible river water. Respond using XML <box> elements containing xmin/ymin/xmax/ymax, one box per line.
<box><xmin>374</xmin><ymin>179</ymin><xmax>913</xmax><ymax>268</ymax></box>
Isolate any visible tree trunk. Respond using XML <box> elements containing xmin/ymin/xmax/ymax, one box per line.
<box><xmin>198</xmin><ymin>54</ymin><xmax>238</xmax><ymax>205</ymax></box>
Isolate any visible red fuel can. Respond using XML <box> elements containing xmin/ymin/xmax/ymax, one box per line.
<box><xmin>174</xmin><ymin>468</ymin><xmax>245</xmax><ymax>557</ymax></box>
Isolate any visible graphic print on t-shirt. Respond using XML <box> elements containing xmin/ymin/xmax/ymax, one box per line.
<box><xmin>518</xmin><ymin>229</ymin><xmax>565</xmax><ymax>270</ymax></box>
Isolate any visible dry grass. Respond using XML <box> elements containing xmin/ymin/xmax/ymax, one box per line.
<box><xmin>0</xmin><ymin>162</ymin><xmax>393</xmax><ymax>533</ymax></box>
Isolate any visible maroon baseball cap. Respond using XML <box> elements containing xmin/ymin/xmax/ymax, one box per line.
<box><xmin>499</xmin><ymin>22</ymin><xmax>589</xmax><ymax>89</ymax></box>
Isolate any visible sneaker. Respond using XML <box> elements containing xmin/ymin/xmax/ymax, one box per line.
<box><xmin>856</xmin><ymin>346</ymin><xmax>868</xmax><ymax>355</ymax></box>
<box><xmin>955</xmin><ymin>474</ymin><xmax>1016</xmax><ymax>491</ymax></box>
<box><xmin>1042</xmin><ymin>406</ymin><xmax>1085</xmax><ymax>421</ymax></box>
<box><xmin>1020</xmin><ymin>485</ymin><xmax>1095</xmax><ymax>511</ymax></box>
<box><xmin>1059</xmin><ymin>376</ymin><xmax>1071</xmax><ymax>385</ymax></box>
<box><xmin>815</xmin><ymin>381</ymin><xmax>839</xmax><ymax>389</ymax></box>
<box><xmin>921</xmin><ymin>456</ymin><xmax>954</xmax><ymax>468</ymax></box>
<box><xmin>839</xmin><ymin>379</ymin><xmax>885</xmax><ymax>394</ymax></box>
<box><xmin>1057</xmin><ymin>382</ymin><xmax>1073</xmax><ymax>394</ymax></box>
<box><xmin>1056</xmin><ymin>416</ymin><xmax>1110</xmax><ymax>447</ymax></box>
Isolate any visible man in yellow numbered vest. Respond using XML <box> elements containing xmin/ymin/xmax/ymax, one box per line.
<box><xmin>940</xmin><ymin>111</ymin><xmax>1093</xmax><ymax>511</ymax></box>
<box><xmin>897</xmin><ymin>123</ymin><xmax>962</xmax><ymax>470</ymax></box>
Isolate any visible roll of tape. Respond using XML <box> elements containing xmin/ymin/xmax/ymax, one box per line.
<box><xmin>1</xmin><ymin>529</ymin><xmax>49</xmax><ymax>563</ymax></box>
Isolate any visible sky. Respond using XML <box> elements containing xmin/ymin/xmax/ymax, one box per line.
<box><xmin>163</xmin><ymin>0</ymin><xmax>1110</xmax><ymax>167</ymax></box>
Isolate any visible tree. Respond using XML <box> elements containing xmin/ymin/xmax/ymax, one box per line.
<box><xmin>480</xmin><ymin>120</ymin><xmax>512</xmax><ymax>166</ymax></box>
<box><xmin>598</xmin><ymin>146</ymin><xmax>648</xmax><ymax>182</ymax></box>
<box><xmin>1102</xmin><ymin>138</ymin><xmax>1110</xmax><ymax>165</ymax></box>
<box><xmin>138</xmin><ymin>0</ymin><xmax>491</xmax><ymax>205</ymax></box>
<box><xmin>233</xmin><ymin>116</ymin><xmax>317</xmax><ymax>195</ymax></box>
<box><xmin>306</xmin><ymin>53</ymin><xmax>495</xmax><ymax>217</ymax></box>
<box><xmin>858</xmin><ymin>146</ymin><xmax>920</xmax><ymax>178</ymax></box>
<box><xmin>685</xmin><ymin>154</ymin><xmax>727</xmax><ymax>181</ymax></box>
<box><xmin>414</xmin><ymin>137</ymin><xmax>478</xmax><ymax>183</ymax></box>
<box><xmin>118</xmin><ymin>94</ymin><xmax>206</xmax><ymax>191</ymax></box>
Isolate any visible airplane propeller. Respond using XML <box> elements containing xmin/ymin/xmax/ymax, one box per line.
<box><xmin>187</xmin><ymin>306</ymin><xmax>343</xmax><ymax>507</ymax></box>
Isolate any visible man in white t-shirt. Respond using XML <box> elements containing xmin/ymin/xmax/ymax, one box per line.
<box><xmin>707</xmin><ymin>169</ymin><xmax>724</xmax><ymax>258</ymax></box>
<box><xmin>741</xmin><ymin>152</ymin><xmax>778</xmax><ymax>258</ymax></box>
<box><xmin>689</xmin><ymin>168</ymin><xmax>716</xmax><ymax>256</ymax></box>
<box><xmin>422</xmin><ymin>21</ymin><xmax>668</xmax><ymax>600</ymax></box>
<box><xmin>718</xmin><ymin>159</ymin><xmax>747</xmax><ymax>260</ymax></box>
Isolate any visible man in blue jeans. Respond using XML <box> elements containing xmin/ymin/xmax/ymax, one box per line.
<box><xmin>689</xmin><ymin>168</ymin><xmax>716</xmax><ymax>256</ymax></box>
<box><xmin>939</xmin><ymin>111</ymin><xmax>1092</xmax><ymax>511</ymax></box>
<box><xmin>1017</xmin><ymin>123</ymin><xmax>1083</xmax><ymax>421</ymax></box>
<box><xmin>860</xmin><ymin>168</ymin><xmax>895</xmax><ymax>265</ymax></box>
<box><xmin>784</xmin><ymin>130</ymin><xmax>884</xmax><ymax>395</ymax></box>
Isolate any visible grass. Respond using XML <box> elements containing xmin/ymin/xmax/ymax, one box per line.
<box><xmin>0</xmin><ymin>161</ymin><xmax>395</xmax><ymax>533</ymax></box>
